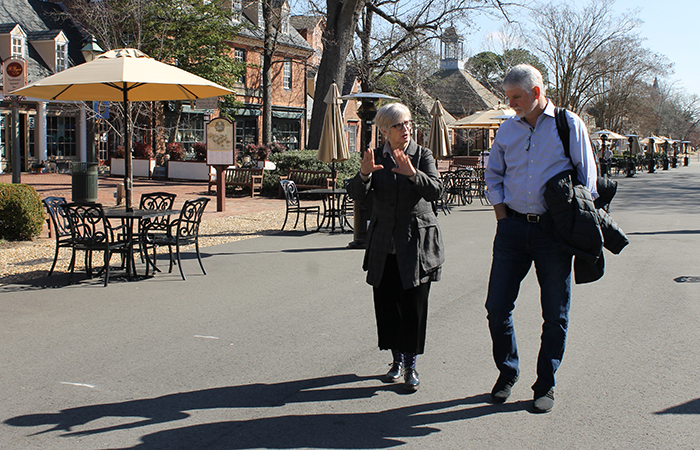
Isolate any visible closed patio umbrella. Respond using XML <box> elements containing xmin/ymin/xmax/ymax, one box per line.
<box><xmin>317</xmin><ymin>82</ymin><xmax>350</xmax><ymax>180</ymax></box>
<box><xmin>12</xmin><ymin>48</ymin><xmax>232</xmax><ymax>210</ymax></box>
<box><xmin>427</xmin><ymin>99</ymin><xmax>451</xmax><ymax>160</ymax></box>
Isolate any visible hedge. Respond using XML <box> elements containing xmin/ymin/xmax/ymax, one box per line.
<box><xmin>0</xmin><ymin>183</ymin><xmax>44</xmax><ymax>241</ymax></box>
<box><xmin>262</xmin><ymin>150</ymin><xmax>362</xmax><ymax>195</ymax></box>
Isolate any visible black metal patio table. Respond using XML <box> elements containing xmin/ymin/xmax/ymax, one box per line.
<box><xmin>104</xmin><ymin>207</ymin><xmax>179</xmax><ymax>279</ymax></box>
<box><xmin>300</xmin><ymin>188</ymin><xmax>349</xmax><ymax>233</ymax></box>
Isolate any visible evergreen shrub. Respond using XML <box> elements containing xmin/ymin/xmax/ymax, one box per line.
<box><xmin>263</xmin><ymin>150</ymin><xmax>361</xmax><ymax>195</ymax></box>
<box><xmin>0</xmin><ymin>183</ymin><xmax>44</xmax><ymax>241</ymax></box>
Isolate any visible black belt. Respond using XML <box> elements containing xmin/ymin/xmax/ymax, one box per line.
<box><xmin>506</xmin><ymin>206</ymin><xmax>541</xmax><ymax>223</ymax></box>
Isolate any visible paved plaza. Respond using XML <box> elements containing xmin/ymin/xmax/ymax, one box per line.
<box><xmin>1</xmin><ymin>160</ymin><xmax>699</xmax><ymax>449</ymax></box>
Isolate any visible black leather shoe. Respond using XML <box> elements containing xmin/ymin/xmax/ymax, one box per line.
<box><xmin>490</xmin><ymin>374</ymin><xmax>519</xmax><ymax>403</ymax></box>
<box><xmin>404</xmin><ymin>368</ymin><xmax>420</xmax><ymax>392</ymax></box>
<box><xmin>533</xmin><ymin>388</ymin><xmax>554</xmax><ymax>413</ymax></box>
<box><xmin>386</xmin><ymin>362</ymin><xmax>405</xmax><ymax>382</ymax></box>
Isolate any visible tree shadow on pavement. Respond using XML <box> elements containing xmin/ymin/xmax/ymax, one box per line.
<box><xmin>4</xmin><ymin>374</ymin><xmax>527</xmax><ymax>449</ymax></box>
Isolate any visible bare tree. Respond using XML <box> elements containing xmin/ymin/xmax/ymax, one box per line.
<box><xmin>528</xmin><ymin>0</ymin><xmax>640</xmax><ymax>114</ymax></box>
<box><xmin>261</xmin><ymin>0</ymin><xmax>281</xmax><ymax>146</ymax></box>
<box><xmin>306</xmin><ymin>0</ymin><xmax>519</xmax><ymax>149</ymax></box>
<box><xmin>353</xmin><ymin>0</ymin><xmax>519</xmax><ymax>92</ymax></box>
<box><xmin>306</xmin><ymin>0</ymin><xmax>365</xmax><ymax>150</ymax></box>
<box><xmin>586</xmin><ymin>36</ymin><xmax>670</xmax><ymax>133</ymax></box>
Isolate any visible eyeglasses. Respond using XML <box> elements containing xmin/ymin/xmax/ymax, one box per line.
<box><xmin>390</xmin><ymin>120</ymin><xmax>412</xmax><ymax>131</ymax></box>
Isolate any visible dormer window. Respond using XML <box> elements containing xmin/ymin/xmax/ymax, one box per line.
<box><xmin>231</xmin><ymin>0</ymin><xmax>241</xmax><ymax>23</ymax></box>
<box><xmin>12</xmin><ymin>35</ymin><xmax>25</xmax><ymax>58</ymax></box>
<box><xmin>56</xmin><ymin>42</ymin><xmax>67</xmax><ymax>72</ymax></box>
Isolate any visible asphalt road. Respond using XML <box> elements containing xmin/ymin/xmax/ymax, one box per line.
<box><xmin>1</xmin><ymin>160</ymin><xmax>699</xmax><ymax>449</ymax></box>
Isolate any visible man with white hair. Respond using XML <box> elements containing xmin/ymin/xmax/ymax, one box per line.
<box><xmin>484</xmin><ymin>64</ymin><xmax>598</xmax><ymax>413</ymax></box>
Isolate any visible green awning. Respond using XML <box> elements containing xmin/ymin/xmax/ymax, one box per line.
<box><xmin>272</xmin><ymin>110</ymin><xmax>304</xmax><ymax>120</ymax></box>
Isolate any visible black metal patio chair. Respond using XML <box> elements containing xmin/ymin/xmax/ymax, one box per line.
<box><xmin>137</xmin><ymin>192</ymin><xmax>177</xmax><ymax>275</ymax></box>
<box><xmin>280</xmin><ymin>179</ymin><xmax>320</xmax><ymax>232</ymax></box>
<box><xmin>143</xmin><ymin>197</ymin><xmax>209</xmax><ymax>281</ymax></box>
<box><xmin>60</xmin><ymin>202</ymin><xmax>129</xmax><ymax>286</ymax></box>
<box><xmin>42</xmin><ymin>196</ymin><xmax>72</xmax><ymax>276</ymax></box>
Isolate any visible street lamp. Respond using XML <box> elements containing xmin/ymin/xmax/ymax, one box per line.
<box><xmin>671</xmin><ymin>141</ymin><xmax>678</xmax><ymax>168</ymax></box>
<box><xmin>81</xmin><ymin>36</ymin><xmax>104</xmax><ymax>63</ymax></box>
<box><xmin>647</xmin><ymin>140</ymin><xmax>655</xmax><ymax>173</ymax></box>
<box><xmin>341</xmin><ymin>91</ymin><xmax>397</xmax><ymax>249</ymax></box>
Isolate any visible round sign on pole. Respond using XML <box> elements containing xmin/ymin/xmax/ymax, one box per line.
<box><xmin>3</xmin><ymin>58</ymin><xmax>27</xmax><ymax>95</ymax></box>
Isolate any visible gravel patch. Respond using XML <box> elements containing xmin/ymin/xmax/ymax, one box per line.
<box><xmin>0</xmin><ymin>209</ymin><xmax>288</xmax><ymax>285</ymax></box>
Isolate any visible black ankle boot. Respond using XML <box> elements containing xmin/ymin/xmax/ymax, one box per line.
<box><xmin>386</xmin><ymin>349</ymin><xmax>404</xmax><ymax>382</ymax></box>
<box><xmin>403</xmin><ymin>352</ymin><xmax>419</xmax><ymax>392</ymax></box>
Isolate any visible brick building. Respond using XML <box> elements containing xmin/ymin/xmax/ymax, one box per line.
<box><xmin>0</xmin><ymin>0</ymin><xmax>89</xmax><ymax>173</ymax></box>
<box><xmin>224</xmin><ymin>0</ymin><xmax>313</xmax><ymax>152</ymax></box>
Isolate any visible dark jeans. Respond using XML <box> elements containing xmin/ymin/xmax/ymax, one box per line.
<box><xmin>485</xmin><ymin>215</ymin><xmax>572</xmax><ymax>392</ymax></box>
<box><xmin>373</xmin><ymin>254</ymin><xmax>430</xmax><ymax>355</ymax></box>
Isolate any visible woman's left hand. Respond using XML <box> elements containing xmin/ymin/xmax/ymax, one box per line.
<box><xmin>391</xmin><ymin>149</ymin><xmax>417</xmax><ymax>177</ymax></box>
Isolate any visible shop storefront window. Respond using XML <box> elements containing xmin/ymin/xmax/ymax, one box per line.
<box><xmin>47</xmin><ymin>116</ymin><xmax>77</xmax><ymax>157</ymax></box>
<box><xmin>164</xmin><ymin>112</ymin><xmax>205</xmax><ymax>155</ymax></box>
<box><xmin>28</xmin><ymin>116</ymin><xmax>35</xmax><ymax>158</ymax></box>
<box><xmin>97</xmin><ymin>121</ymin><xmax>109</xmax><ymax>162</ymax></box>
<box><xmin>272</xmin><ymin>119</ymin><xmax>300</xmax><ymax>150</ymax></box>
<box><xmin>235</xmin><ymin>118</ymin><xmax>258</xmax><ymax>152</ymax></box>
<box><xmin>0</xmin><ymin>115</ymin><xmax>5</xmax><ymax>165</ymax></box>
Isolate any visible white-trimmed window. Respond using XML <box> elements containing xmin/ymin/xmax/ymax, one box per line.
<box><xmin>11</xmin><ymin>36</ymin><xmax>24</xmax><ymax>58</ymax></box>
<box><xmin>234</xmin><ymin>48</ymin><xmax>246</xmax><ymax>84</ymax></box>
<box><xmin>283</xmin><ymin>58</ymin><xmax>292</xmax><ymax>90</ymax></box>
<box><xmin>56</xmin><ymin>43</ymin><xmax>67</xmax><ymax>72</ymax></box>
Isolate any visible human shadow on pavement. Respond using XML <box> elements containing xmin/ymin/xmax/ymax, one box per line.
<box><xmin>4</xmin><ymin>374</ymin><xmax>527</xmax><ymax>449</ymax></box>
<box><xmin>626</xmin><ymin>229</ymin><xmax>700</xmax><ymax>236</ymax></box>
<box><xmin>655</xmin><ymin>398</ymin><xmax>700</xmax><ymax>414</ymax></box>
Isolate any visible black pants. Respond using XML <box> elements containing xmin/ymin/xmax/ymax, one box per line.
<box><xmin>373</xmin><ymin>254</ymin><xmax>430</xmax><ymax>355</ymax></box>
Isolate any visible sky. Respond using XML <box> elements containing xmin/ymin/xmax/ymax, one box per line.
<box><xmin>468</xmin><ymin>0</ymin><xmax>700</xmax><ymax>96</ymax></box>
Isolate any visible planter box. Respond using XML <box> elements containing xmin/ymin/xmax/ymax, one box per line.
<box><xmin>110</xmin><ymin>158</ymin><xmax>156</xmax><ymax>178</ymax></box>
<box><xmin>167</xmin><ymin>160</ymin><xmax>210</xmax><ymax>181</ymax></box>
<box><xmin>110</xmin><ymin>158</ymin><xmax>125</xmax><ymax>177</ymax></box>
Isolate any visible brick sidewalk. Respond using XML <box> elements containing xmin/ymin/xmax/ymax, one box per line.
<box><xmin>1</xmin><ymin>172</ymin><xmax>288</xmax><ymax>239</ymax></box>
<box><xmin>2</xmin><ymin>158</ymin><xmax>454</xmax><ymax>236</ymax></box>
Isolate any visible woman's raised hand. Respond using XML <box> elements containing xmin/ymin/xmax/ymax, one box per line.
<box><xmin>361</xmin><ymin>149</ymin><xmax>384</xmax><ymax>176</ymax></box>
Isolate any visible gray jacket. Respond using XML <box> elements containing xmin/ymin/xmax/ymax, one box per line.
<box><xmin>347</xmin><ymin>140</ymin><xmax>445</xmax><ymax>289</ymax></box>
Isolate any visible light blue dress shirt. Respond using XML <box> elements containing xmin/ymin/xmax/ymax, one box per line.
<box><xmin>485</xmin><ymin>101</ymin><xmax>598</xmax><ymax>215</ymax></box>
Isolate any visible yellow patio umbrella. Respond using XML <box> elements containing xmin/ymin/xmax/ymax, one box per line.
<box><xmin>590</xmin><ymin>129</ymin><xmax>627</xmax><ymax>140</ymax></box>
<box><xmin>317</xmin><ymin>82</ymin><xmax>349</xmax><ymax>182</ymax></box>
<box><xmin>11</xmin><ymin>48</ymin><xmax>232</xmax><ymax>210</ymax></box>
<box><xmin>641</xmin><ymin>135</ymin><xmax>665</xmax><ymax>152</ymax></box>
<box><xmin>427</xmin><ymin>99</ymin><xmax>451</xmax><ymax>160</ymax></box>
<box><xmin>451</xmin><ymin>107</ymin><xmax>515</xmax><ymax>129</ymax></box>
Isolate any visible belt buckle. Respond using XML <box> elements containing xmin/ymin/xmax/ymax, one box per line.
<box><xmin>526</xmin><ymin>213</ymin><xmax>540</xmax><ymax>223</ymax></box>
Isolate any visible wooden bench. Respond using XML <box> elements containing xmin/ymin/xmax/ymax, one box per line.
<box><xmin>208</xmin><ymin>167</ymin><xmax>264</xmax><ymax>197</ymax></box>
<box><xmin>279</xmin><ymin>169</ymin><xmax>336</xmax><ymax>197</ymax></box>
<box><xmin>449</xmin><ymin>155</ymin><xmax>482</xmax><ymax>170</ymax></box>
